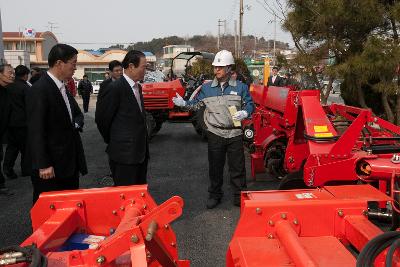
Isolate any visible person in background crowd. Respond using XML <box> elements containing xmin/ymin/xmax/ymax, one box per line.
<box><xmin>267</xmin><ymin>66</ymin><xmax>283</xmax><ymax>86</ymax></box>
<box><xmin>96</xmin><ymin>60</ymin><xmax>123</xmax><ymax>181</ymax></box>
<box><xmin>3</xmin><ymin>65</ymin><xmax>30</xmax><ymax>179</ymax></box>
<box><xmin>95</xmin><ymin>50</ymin><xmax>148</xmax><ymax>186</ymax></box>
<box><xmin>172</xmin><ymin>50</ymin><xmax>254</xmax><ymax>209</ymax></box>
<box><xmin>77</xmin><ymin>74</ymin><xmax>93</xmax><ymax>113</ymax></box>
<box><xmin>0</xmin><ymin>64</ymin><xmax>15</xmax><ymax>195</ymax></box>
<box><xmin>26</xmin><ymin>44</ymin><xmax>87</xmax><ymax>203</ymax></box>
<box><xmin>29</xmin><ymin>67</ymin><xmax>42</xmax><ymax>85</ymax></box>
<box><xmin>65</xmin><ymin>78</ymin><xmax>77</xmax><ymax>97</ymax></box>
<box><xmin>98</xmin><ymin>60</ymin><xmax>123</xmax><ymax>96</ymax></box>
<box><xmin>282</xmin><ymin>72</ymin><xmax>297</xmax><ymax>87</ymax></box>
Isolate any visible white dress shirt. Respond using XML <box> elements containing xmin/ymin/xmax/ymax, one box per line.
<box><xmin>272</xmin><ymin>75</ymin><xmax>277</xmax><ymax>84</ymax></box>
<box><xmin>47</xmin><ymin>71</ymin><xmax>72</xmax><ymax>122</ymax></box>
<box><xmin>123</xmin><ymin>73</ymin><xmax>142</xmax><ymax>111</ymax></box>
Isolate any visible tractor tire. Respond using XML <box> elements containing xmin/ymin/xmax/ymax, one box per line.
<box><xmin>264</xmin><ymin>140</ymin><xmax>287</xmax><ymax>179</ymax></box>
<box><xmin>391</xmin><ymin>181</ymin><xmax>400</xmax><ymax>230</ymax></box>
<box><xmin>145</xmin><ymin>112</ymin><xmax>156</xmax><ymax>139</ymax></box>
<box><xmin>192</xmin><ymin>106</ymin><xmax>207</xmax><ymax>140</ymax></box>
<box><xmin>153</xmin><ymin>121</ymin><xmax>163</xmax><ymax>134</ymax></box>
<box><xmin>278</xmin><ymin>171</ymin><xmax>307</xmax><ymax>190</ymax></box>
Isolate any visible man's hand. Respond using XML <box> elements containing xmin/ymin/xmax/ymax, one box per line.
<box><xmin>232</xmin><ymin>110</ymin><xmax>248</xmax><ymax>121</ymax></box>
<box><xmin>39</xmin><ymin>166</ymin><xmax>55</xmax><ymax>179</ymax></box>
<box><xmin>172</xmin><ymin>93</ymin><xmax>186</xmax><ymax>107</ymax></box>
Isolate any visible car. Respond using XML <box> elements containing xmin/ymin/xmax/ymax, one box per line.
<box><xmin>92</xmin><ymin>80</ymin><xmax>103</xmax><ymax>94</ymax></box>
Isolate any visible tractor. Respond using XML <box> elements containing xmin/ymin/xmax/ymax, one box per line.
<box><xmin>142</xmin><ymin>51</ymin><xmax>214</xmax><ymax>138</ymax></box>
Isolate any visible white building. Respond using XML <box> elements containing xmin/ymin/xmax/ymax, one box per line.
<box><xmin>74</xmin><ymin>50</ymin><xmax>156</xmax><ymax>81</ymax></box>
<box><xmin>162</xmin><ymin>45</ymin><xmax>194</xmax><ymax>76</ymax></box>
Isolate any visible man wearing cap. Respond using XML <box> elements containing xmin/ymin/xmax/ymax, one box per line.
<box><xmin>173</xmin><ymin>50</ymin><xmax>254</xmax><ymax>209</ymax></box>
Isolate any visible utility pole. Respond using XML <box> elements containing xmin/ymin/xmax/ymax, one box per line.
<box><xmin>47</xmin><ymin>21</ymin><xmax>59</xmax><ymax>33</ymax></box>
<box><xmin>253</xmin><ymin>36</ymin><xmax>257</xmax><ymax>58</ymax></box>
<box><xmin>273</xmin><ymin>14</ymin><xmax>276</xmax><ymax>64</ymax></box>
<box><xmin>234</xmin><ymin>20</ymin><xmax>238</xmax><ymax>58</ymax></box>
<box><xmin>217</xmin><ymin>19</ymin><xmax>226</xmax><ymax>50</ymax></box>
<box><xmin>0</xmin><ymin>10</ymin><xmax>4</xmax><ymax>64</ymax></box>
<box><xmin>239</xmin><ymin>0</ymin><xmax>244</xmax><ymax>58</ymax></box>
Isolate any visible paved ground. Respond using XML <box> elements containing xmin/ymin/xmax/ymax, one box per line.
<box><xmin>0</xmin><ymin>96</ymin><xmax>277</xmax><ymax>267</ymax></box>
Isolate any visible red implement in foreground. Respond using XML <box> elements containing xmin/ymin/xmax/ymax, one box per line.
<box><xmin>227</xmin><ymin>185</ymin><xmax>400</xmax><ymax>267</ymax></box>
<box><xmin>10</xmin><ymin>186</ymin><xmax>189</xmax><ymax>267</ymax></box>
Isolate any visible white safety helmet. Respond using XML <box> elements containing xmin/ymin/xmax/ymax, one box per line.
<box><xmin>212</xmin><ymin>50</ymin><xmax>235</xmax><ymax>67</ymax></box>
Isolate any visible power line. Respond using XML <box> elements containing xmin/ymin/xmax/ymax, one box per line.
<box><xmin>46</xmin><ymin>21</ymin><xmax>59</xmax><ymax>33</ymax></box>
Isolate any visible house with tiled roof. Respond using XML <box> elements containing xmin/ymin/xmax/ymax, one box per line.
<box><xmin>3</xmin><ymin>31</ymin><xmax>58</xmax><ymax>67</ymax></box>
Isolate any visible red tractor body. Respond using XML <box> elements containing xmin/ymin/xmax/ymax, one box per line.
<box><xmin>245</xmin><ymin>84</ymin><xmax>400</xmax><ymax>198</ymax></box>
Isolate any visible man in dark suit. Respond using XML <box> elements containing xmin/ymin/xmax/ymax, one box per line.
<box><xmin>78</xmin><ymin>74</ymin><xmax>92</xmax><ymax>113</ymax></box>
<box><xmin>26</xmin><ymin>44</ymin><xmax>87</xmax><ymax>203</ymax></box>
<box><xmin>96</xmin><ymin>60</ymin><xmax>123</xmax><ymax>181</ymax></box>
<box><xmin>267</xmin><ymin>66</ymin><xmax>283</xmax><ymax>86</ymax></box>
<box><xmin>3</xmin><ymin>65</ymin><xmax>31</xmax><ymax>179</ymax></box>
<box><xmin>29</xmin><ymin>67</ymin><xmax>42</xmax><ymax>85</ymax></box>
<box><xmin>99</xmin><ymin>60</ymin><xmax>123</xmax><ymax>95</ymax></box>
<box><xmin>0</xmin><ymin>64</ymin><xmax>15</xmax><ymax>195</ymax></box>
<box><xmin>95</xmin><ymin>50</ymin><xmax>148</xmax><ymax>186</ymax></box>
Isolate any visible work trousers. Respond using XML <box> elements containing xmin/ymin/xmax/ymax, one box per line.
<box><xmin>110</xmin><ymin>157</ymin><xmax>148</xmax><ymax>186</ymax></box>
<box><xmin>82</xmin><ymin>94</ymin><xmax>90</xmax><ymax>113</ymax></box>
<box><xmin>31</xmin><ymin>172</ymin><xmax>79</xmax><ymax>204</ymax></box>
<box><xmin>207</xmin><ymin>132</ymin><xmax>247</xmax><ymax>200</ymax></box>
<box><xmin>3</xmin><ymin>127</ymin><xmax>29</xmax><ymax>176</ymax></box>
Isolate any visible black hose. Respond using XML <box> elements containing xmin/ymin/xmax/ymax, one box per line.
<box><xmin>356</xmin><ymin>231</ymin><xmax>400</xmax><ymax>267</ymax></box>
<box><xmin>0</xmin><ymin>244</ymin><xmax>47</xmax><ymax>267</ymax></box>
<box><xmin>385</xmin><ymin>239</ymin><xmax>400</xmax><ymax>267</ymax></box>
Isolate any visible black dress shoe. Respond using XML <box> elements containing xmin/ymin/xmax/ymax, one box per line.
<box><xmin>206</xmin><ymin>198</ymin><xmax>221</xmax><ymax>209</ymax></box>
<box><xmin>0</xmin><ymin>187</ymin><xmax>14</xmax><ymax>196</ymax></box>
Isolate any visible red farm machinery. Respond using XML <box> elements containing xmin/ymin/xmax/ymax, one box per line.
<box><xmin>244</xmin><ymin>84</ymin><xmax>400</xmax><ymax>193</ymax></box>
<box><xmin>142</xmin><ymin>51</ymin><xmax>213</xmax><ymax>138</ymax></box>
<box><xmin>0</xmin><ymin>186</ymin><xmax>189</xmax><ymax>267</ymax></box>
<box><xmin>226</xmin><ymin>83</ymin><xmax>400</xmax><ymax>266</ymax></box>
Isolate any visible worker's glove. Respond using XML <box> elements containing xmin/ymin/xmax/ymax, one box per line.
<box><xmin>232</xmin><ymin>110</ymin><xmax>248</xmax><ymax>121</ymax></box>
<box><xmin>172</xmin><ymin>93</ymin><xmax>187</xmax><ymax>107</ymax></box>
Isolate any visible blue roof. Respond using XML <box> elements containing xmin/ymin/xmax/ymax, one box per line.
<box><xmin>85</xmin><ymin>50</ymin><xmax>104</xmax><ymax>56</ymax></box>
<box><xmin>143</xmin><ymin>51</ymin><xmax>154</xmax><ymax>56</ymax></box>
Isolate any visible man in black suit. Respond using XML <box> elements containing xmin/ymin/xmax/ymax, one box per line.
<box><xmin>96</xmin><ymin>60</ymin><xmax>123</xmax><ymax>181</ymax></box>
<box><xmin>3</xmin><ymin>65</ymin><xmax>31</xmax><ymax>179</ymax></box>
<box><xmin>29</xmin><ymin>67</ymin><xmax>42</xmax><ymax>85</ymax></box>
<box><xmin>99</xmin><ymin>60</ymin><xmax>123</xmax><ymax>95</ymax></box>
<box><xmin>95</xmin><ymin>50</ymin><xmax>148</xmax><ymax>186</ymax></box>
<box><xmin>26</xmin><ymin>44</ymin><xmax>87</xmax><ymax>203</ymax></box>
<box><xmin>0</xmin><ymin>64</ymin><xmax>15</xmax><ymax>195</ymax></box>
<box><xmin>78</xmin><ymin>74</ymin><xmax>93</xmax><ymax>113</ymax></box>
<box><xmin>267</xmin><ymin>66</ymin><xmax>283</xmax><ymax>86</ymax></box>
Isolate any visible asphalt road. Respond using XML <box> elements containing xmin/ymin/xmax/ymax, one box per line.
<box><xmin>0</xmin><ymin>97</ymin><xmax>277</xmax><ymax>267</ymax></box>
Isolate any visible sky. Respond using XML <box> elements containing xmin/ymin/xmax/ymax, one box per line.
<box><xmin>0</xmin><ymin>0</ymin><xmax>293</xmax><ymax>50</ymax></box>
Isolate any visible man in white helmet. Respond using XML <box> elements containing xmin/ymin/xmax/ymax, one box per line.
<box><xmin>173</xmin><ymin>50</ymin><xmax>254</xmax><ymax>209</ymax></box>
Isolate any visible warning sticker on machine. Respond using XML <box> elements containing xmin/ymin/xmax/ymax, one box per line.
<box><xmin>295</xmin><ymin>193</ymin><xmax>316</xmax><ymax>199</ymax></box>
<box><xmin>314</xmin><ymin>132</ymin><xmax>334</xmax><ymax>138</ymax></box>
<box><xmin>314</xmin><ymin>125</ymin><xmax>329</xmax><ymax>132</ymax></box>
